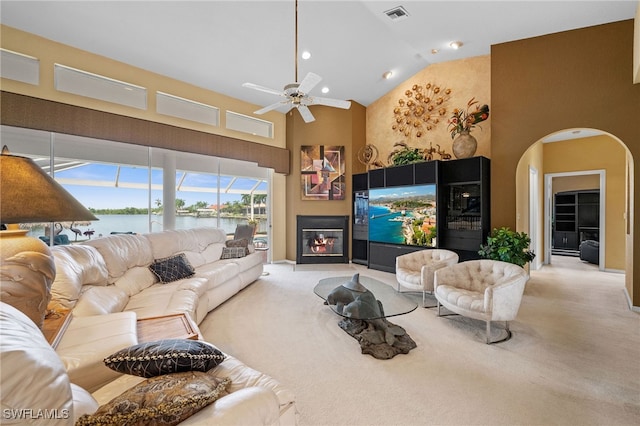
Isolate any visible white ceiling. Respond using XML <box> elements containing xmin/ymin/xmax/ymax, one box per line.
<box><xmin>0</xmin><ymin>1</ymin><xmax>637</xmax><ymax>112</ymax></box>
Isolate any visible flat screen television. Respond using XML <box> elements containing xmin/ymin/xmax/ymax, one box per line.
<box><xmin>368</xmin><ymin>184</ymin><xmax>437</xmax><ymax>246</ymax></box>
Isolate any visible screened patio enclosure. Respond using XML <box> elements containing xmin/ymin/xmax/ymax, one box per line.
<box><xmin>2</xmin><ymin>125</ymin><xmax>271</xmax><ymax>245</ymax></box>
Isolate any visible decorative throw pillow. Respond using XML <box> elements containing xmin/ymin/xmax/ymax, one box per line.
<box><xmin>220</xmin><ymin>246</ymin><xmax>247</xmax><ymax>259</ymax></box>
<box><xmin>149</xmin><ymin>253</ymin><xmax>195</xmax><ymax>283</ymax></box>
<box><xmin>76</xmin><ymin>371</ymin><xmax>231</xmax><ymax>426</ymax></box>
<box><xmin>225</xmin><ymin>238</ymin><xmax>249</xmax><ymax>255</ymax></box>
<box><xmin>104</xmin><ymin>339</ymin><xmax>226</xmax><ymax>378</ymax></box>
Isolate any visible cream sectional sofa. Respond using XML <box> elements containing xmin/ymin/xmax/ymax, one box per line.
<box><xmin>52</xmin><ymin>227</ymin><xmax>263</xmax><ymax>324</ymax></box>
<box><xmin>1</xmin><ymin>301</ymin><xmax>295</xmax><ymax>425</ymax></box>
<box><xmin>24</xmin><ymin>227</ymin><xmax>298</xmax><ymax>425</ymax></box>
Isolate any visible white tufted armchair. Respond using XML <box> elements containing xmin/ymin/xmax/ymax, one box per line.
<box><xmin>395</xmin><ymin>249</ymin><xmax>459</xmax><ymax>307</ymax></box>
<box><xmin>433</xmin><ymin>259</ymin><xmax>528</xmax><ymax>344</ymax></box>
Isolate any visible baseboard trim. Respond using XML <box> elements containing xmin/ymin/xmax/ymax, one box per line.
<box><xmin>623</xmin><ymin>287</ymin><xmax>640</xmax><ymax>312</ymax></box>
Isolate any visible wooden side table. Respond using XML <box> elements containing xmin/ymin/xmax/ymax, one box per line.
<box><xmin>42</xmin><ymin>308</ymin><xmax>73</xmax><ymax>349</ymax></box>
<box><xmin>137</xmin><ymin>313</ymin><xmax>201</xmax><ymax>343</ymax></box>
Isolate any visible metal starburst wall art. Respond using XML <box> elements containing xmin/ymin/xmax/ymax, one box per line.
<box><xmin>392</xmin><ymin>83</ymin><xmax>452</xmax><ymax>138</ymax></box>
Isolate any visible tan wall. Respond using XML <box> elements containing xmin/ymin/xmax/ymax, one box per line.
<box><xmin>635</xmin><ymin>5</ymin><xmax>640</xmax><ymax>84</ymax></box>
<box><xmin>366</xmin><ymin>56</ymin><xmax>491</xmax><ymax>166</ymax></box>
<box><xmin>491</xmin><ymin>20</ymin><xmax>639</xmax><ymax>305</ymax></box>
<box><xmin>543</xmin><ymin>135</ymin><xmax>627</xmax><ymax>270</ymax></box>
<box><xmin>285</xmin><ymin>103</ymin><xmax>366</xmax><ymax>261</ymax></box>
<box><xmin>0</xmin><ymin>25</ymin><xmax>286</xmax><ymax>148</ymax></box>
<box><xmin>552</xmin><ymin>174</ymin><xmax>601</xmax><ymax>194</ymax></box>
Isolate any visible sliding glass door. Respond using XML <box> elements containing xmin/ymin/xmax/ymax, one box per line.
<box><xmin>2</xmin><ymin>125</ymin><xmax>270</xmax><ymax>246</ymax></box>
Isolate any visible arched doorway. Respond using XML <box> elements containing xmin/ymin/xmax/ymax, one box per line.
<box><xmin>515</xmin><ymin>128</ymin><xmax>633</xmax><ymax>297</ymax></box>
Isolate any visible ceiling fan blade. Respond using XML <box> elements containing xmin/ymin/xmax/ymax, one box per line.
<box><xmin>297</xmin><ymin>105</ymin><xmax>316</xmax><ymax>123</ymax></box>
<box><xmin>242</xmin><ymin>82</ymin><xmax>284</xmax><ymax>97</ymax></box>
<box><xmin>254</xmin><ymin>101</ymin><xmax>292</xmax><ymax>115</ymax></box>
<box><xmin>297</xmin><ymin>72</ymin><xmax>322</xmax><ymax>94</ymax></box>
<box><xmin>309</xmin><ymin>96</ymin><xmax>351</xmax><ymax>109</ymax></box>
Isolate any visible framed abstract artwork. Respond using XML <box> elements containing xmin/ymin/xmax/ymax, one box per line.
<box><xmin>300</xmin><ymin>145</ymin><xmax>345</xmax><ymax>200</ymax></box>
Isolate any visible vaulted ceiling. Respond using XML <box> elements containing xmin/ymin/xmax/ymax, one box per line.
<box><xmin>1</xmin><ymin>1</ymin><xmax>636</xmax><ymax>113</ymax></box>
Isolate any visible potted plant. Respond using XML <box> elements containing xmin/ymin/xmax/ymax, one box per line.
<box><xmin>478</xmin><ymin>227</ymin><xmax>535</xmax><ymax>268</ymax></box>
<box><xmin>447</xmin><ymin>98</ymin><xmax>489</xmax><ymax>159</ymax></box>
<box><xmin>247</xmin><ymin>218</ymin><xmax>259</xmax><ymax>234</ymax></box>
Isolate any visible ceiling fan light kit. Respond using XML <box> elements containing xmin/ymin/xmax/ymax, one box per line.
<box><xmin>242</xmin><ymin>0</ymin><xmax>351</xmax><ymax>123</ymax></box>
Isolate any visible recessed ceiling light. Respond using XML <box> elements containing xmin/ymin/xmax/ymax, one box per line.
<box><xmin>431</xmin><ymin>49</ymin><xmax>439</xmax><ymax>54</ymax></box>
<box><xmin>301</xmin><ymin>51</ymin><xmax>311</xmax><ymax>60</ymax></box>
<box><xmin>321</xmin><ymin>87</ymin><xmax>329</xmax><ymax>94</ymax></box>
<box><xmin>449</xmin><ymin>41</ymin><xmax>463</xmax><ymax>49</ymax></box>
<box><xmin>382</xmin><ymin>71</ymin><xmax>393</xmax><ymax>79</ymax></box>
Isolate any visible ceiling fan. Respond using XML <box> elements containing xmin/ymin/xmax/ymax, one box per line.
<box><xmin>242</xmin><ymin>0</ymin><xmax>351</xmax><ymax>123</ymax></box>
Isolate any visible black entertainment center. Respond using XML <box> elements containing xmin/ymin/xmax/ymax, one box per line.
<box><xmin>552</xmin><ymin>189</ymin><xmax>600</xmax><ymax>256</ymax></box>
<box><xmin>352</xmin><ymin>156</ymin><xmax>490</xmax><ymax>272</ymax></box>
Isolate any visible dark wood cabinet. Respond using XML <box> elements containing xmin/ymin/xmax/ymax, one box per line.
<box><xmin>437</xmin><ymin>157</ymin><xmax>490</xmax><ymax>261</ymax></box>
<box><xmin>352</xmin><ymin>173</ymin><xmax>369</xmax><ymax>265</ymax></box>
<box><xmin>552</xmin><ymin>189</ymin><xmax>599</xmax><ymax>256</ymax></box>
<box><xmin>553</xmin><ymin>231</ymin><xmax>579</xmax><ymax>251</ymax></box>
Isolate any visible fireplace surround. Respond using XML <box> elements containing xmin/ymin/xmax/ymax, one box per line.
<box><xmin>296</xmin><ymin>215</ymin><xmax>349</xmax><ymax>264</ymax></box>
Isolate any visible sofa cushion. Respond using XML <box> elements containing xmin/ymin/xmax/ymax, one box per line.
<box><xmin>177</xmin><ymin>277</ymin><xmax>209</xmax><ymax>297</ymax></box>
<box><xmin>212</xmin><ymin>354</ymin><xmax>297</xmax><ymax>411</ymax></box>
<box><xmin>183</xmin><ymin>250</ymin><xmax>207</xmax><ymax>269</ymax></box>
<box><xmin>73</xmin><ymin>285</ymin><xmax>130</xmax><ymax>316</ymax></box>
<box><xmin>125</xmin><ymin>283</ymin><xmax>200</xmax><ymax>321</ymax></box>
<box><xmin>76</xmin><ymin>372</ymin><xmax>230</xmax><ymax>426</ymax></box>
<box><xmin>84</xmin><ymin>234</ymin><xmax>153</xmax><ymax>283</ymax></box>
<box><xmin>195</xmin><ymin>261</ymin><xmax>241</xmax><ymax>288</ymax></box>
<box><xmin>149</xmin><ymin>253</ymin><xmax>195</xmax><ymax>283</ymax></box>
<box><xmin>201</xmin><ymin>242</ymin><xmax>225</xmax><ymax>263</ymax></box>
<box><xmin>104</xmin><ymin>339</ymin><xmax>226</xmax><ymax>378</ymax></box>
<box><xmin>0</xmin><ymin>302</ymin><xmax>74</xmax><ymax>424</ymax></box>
<box><xmin>194</xmin><ymin>227</ymin><xmax>228</xmax><ymax>250</ymax></box>
<box><xmin>113</xmin><ymin>266</ymin><xmax>157</xmax><ymax>296</ymax></box>
<box><xmin>225</xmin><ymin>251</ymin><xmax>264</xmax><ymax>271</ymax></box>
<box><xmin>145</xmin><ymin>228</ymin><xmax>226</xmax><ymax>261</ymax></box>
<box><xmin>51</xmin><ymin>245</ymin><xmax>109</xmax><ymax>309</ymax></box>
<box><xmin>71</xmin><ymin>383</ymin><xmax>100</xmax><ymax>423</ymax></box>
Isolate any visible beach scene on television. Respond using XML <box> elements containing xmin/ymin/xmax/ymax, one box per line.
<box><xmin>368</xmin><ymin>184</ymin><xmax>437</xmax><ymax>247</ymax></box>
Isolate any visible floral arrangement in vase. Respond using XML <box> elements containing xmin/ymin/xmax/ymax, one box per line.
<box><xmin>447</xmin><ymin>97</ymin><xmax>490</xmax><ymax>139</ymax></box>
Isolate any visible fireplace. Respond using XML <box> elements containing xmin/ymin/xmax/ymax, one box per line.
<box><xmin>296</xmin><ymin>215</ymin><xmax>349</xmax><ymax>264</ymax></box>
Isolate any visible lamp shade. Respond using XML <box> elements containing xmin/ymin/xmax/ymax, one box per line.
<box><xmin>0</xmin><ymin>146</ymin><xmax>97</xmax><ymax>224</ymax></box>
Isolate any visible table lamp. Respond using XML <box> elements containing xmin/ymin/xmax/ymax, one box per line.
<box><xmin>0</xmin><ymin>145</ymin><xmax>97</xmax><ymax>328</ymax></box>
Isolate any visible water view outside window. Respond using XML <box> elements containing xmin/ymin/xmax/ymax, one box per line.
<box><xmin>7</xmin><ymin>127</ymin><xmax>269</xmax><ymax>243</ymax></box>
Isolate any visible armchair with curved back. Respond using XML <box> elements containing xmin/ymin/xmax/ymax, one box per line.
<box><xmin>433</xmin><ymin>259</ymin><xmax>528</xmax><ymax>344</ymax></box>
<box><xmin>395</xmin><ymin>249</ymin><xmax>459</xmax><ymax>307</ymax></box>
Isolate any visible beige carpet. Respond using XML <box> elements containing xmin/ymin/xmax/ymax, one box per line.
<box><xmin>199</xmin><ymin>257</ymin><xmax>640</xmax><ymax>425</ymax></box>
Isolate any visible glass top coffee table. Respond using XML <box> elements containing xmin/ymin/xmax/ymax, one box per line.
<box><xmin>314</xmin><ymin>275</ymin><xmax>418</xmax><ymax>320</ymax></box>
<box><xmin>314</xmin><ymin>273</ymin><xmax>417</xmax><ymax>359</ymax></box>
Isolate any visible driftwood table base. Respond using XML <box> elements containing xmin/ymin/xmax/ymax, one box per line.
<box><xmin>338</xmin><ymin>317</ymin><xmax>417</xmax><ymax>360</ymax></box>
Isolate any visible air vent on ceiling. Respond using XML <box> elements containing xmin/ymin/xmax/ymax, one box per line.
<box><xmin>0</xmin><ymin>49</ymin><xmax>39</xmax><ymax>85</ymax></box>
<box><xmin>226</xmin><ymin>111</ymin><xmax>273</xmax><ymax>139</ymax></box>
<box><xmin>384</xmin><ymin>6</ymin><xmax>409</xmax><ymax>21</ymax></box>
<box><xmin>54</xmin><ymin>63</ymin><xmax>147</xmax><ymax>110</ymax></box>
<box><xmin>156</xmin><ymin>92</ymin><xmax>219</xmax><ymax>126</ymax></box>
